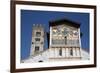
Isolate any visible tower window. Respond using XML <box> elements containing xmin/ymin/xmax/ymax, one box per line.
<box><xmin>70</xmin><ymin>49</ymin><xmax>73</xmax><ymax>56</ymax></box>
<box><xmin>59</xmin><ymin>49</ymin><xmax>62</xmax><ymax>56</ymax></box>
<box><xmin>32</xmin><ymin>42</ymin><xmax>34</xmax><ymax>44</ymax></box>
<box><xmin>35</xmin><ymin>46</ymin><xmax>39</xmax><ymax>52</ymax></box>
<box><xmin>36</xmin><ymin>32</ymin><xmax>41</xmax><ymax>37</ymax></box>
<box><xmin>41</xmin><ymin>42</ymin><xmax>43</xmax><ymax>44</ymax></box>
<box><xmin>35</xmin><ymin>38</ymin><xmax>40</xmax><ymax>42</ymax></box>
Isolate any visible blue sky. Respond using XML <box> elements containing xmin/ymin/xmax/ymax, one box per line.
<box><xmin>21</xmin><ymin>10</ymin><xmax>89</xmax><ymax>60</ymax></box>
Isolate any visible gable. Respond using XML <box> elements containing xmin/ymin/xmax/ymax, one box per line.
<box><xmin>49</xmin><ymin>19</ymin><xmax>80</xmax><ymax>28</ymax></box>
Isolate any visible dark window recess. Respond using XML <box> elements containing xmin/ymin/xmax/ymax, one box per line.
<box><xmin>59</xmin><ymin>49</ymin><xmax>62</xmax><ymax>56</ymax></box>
<box><xmin>38</xmin><ymin>60</ymin><xmax>43</xmax><ymax>62</ymax></box>
<box><xmin>41</xmin><ymin>42</ymin><xmax>43</xmax><ymax>44</ymax></box>
<box><xmin>32</xmin><ymin>42</ymin><xmax>34</xmax><ymax>44</ymax></box>
<box><xmin>70</xmin><ymin>49</ymin><xmax>73</xmax><ymax>56</ymax></box>
<box><xmin>35</xmin><ymin>38</ymin><xmax>40</xmax><ymax>42</ymax></box>
<box><xmin>35</xmin><ymin>46</ymin><xmax>39</xmax><ymax>52</ymax></box>
<box><xmin>36</xmin><ymin>32</ymin><xmax>41</xmax><ymax>37</ymax></box>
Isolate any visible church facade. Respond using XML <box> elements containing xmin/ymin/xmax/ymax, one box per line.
<box><xmin>22</xmin><ymin>19</ymin><xmax>89</xmax><ymax>63</ymax></box>
<box><xmin>49</xmin><ymin>19</ymin><xmax>81</xmax><ymax>61</ymax></box>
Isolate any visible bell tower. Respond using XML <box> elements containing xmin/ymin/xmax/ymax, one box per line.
<box><xmin>30</xmin><ymin>24</ymin><xmax>45</xmax><ymax>56</ymax></box>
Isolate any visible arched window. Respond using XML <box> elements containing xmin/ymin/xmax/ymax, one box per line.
<box><xmin>35</xmin><ymin>38</ymin><xmax>40</xmax><ymax>42</ymax></box>
<box><xmin>65</xmin><ymin>36</ymin><xmax>67</xmax><ymax>45</ymax></box>
<box><xmin>70</xmin><ymin>49</ymin><xmax>73</xmax><ymax>56</ymax></box>
<box><xmin>35</xmin><ymin>46</ymin><xmax>39</xmax><ymax>52</ymax></box>
<box><xmin>59</xmin><ymin>49</ymin><xmax>62</xmax><ymax>56</ymax></box>
<box><xmin>36</xmin><ymin>32</ymin><xmax>41</xmax><ymax>37</ymax></box>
